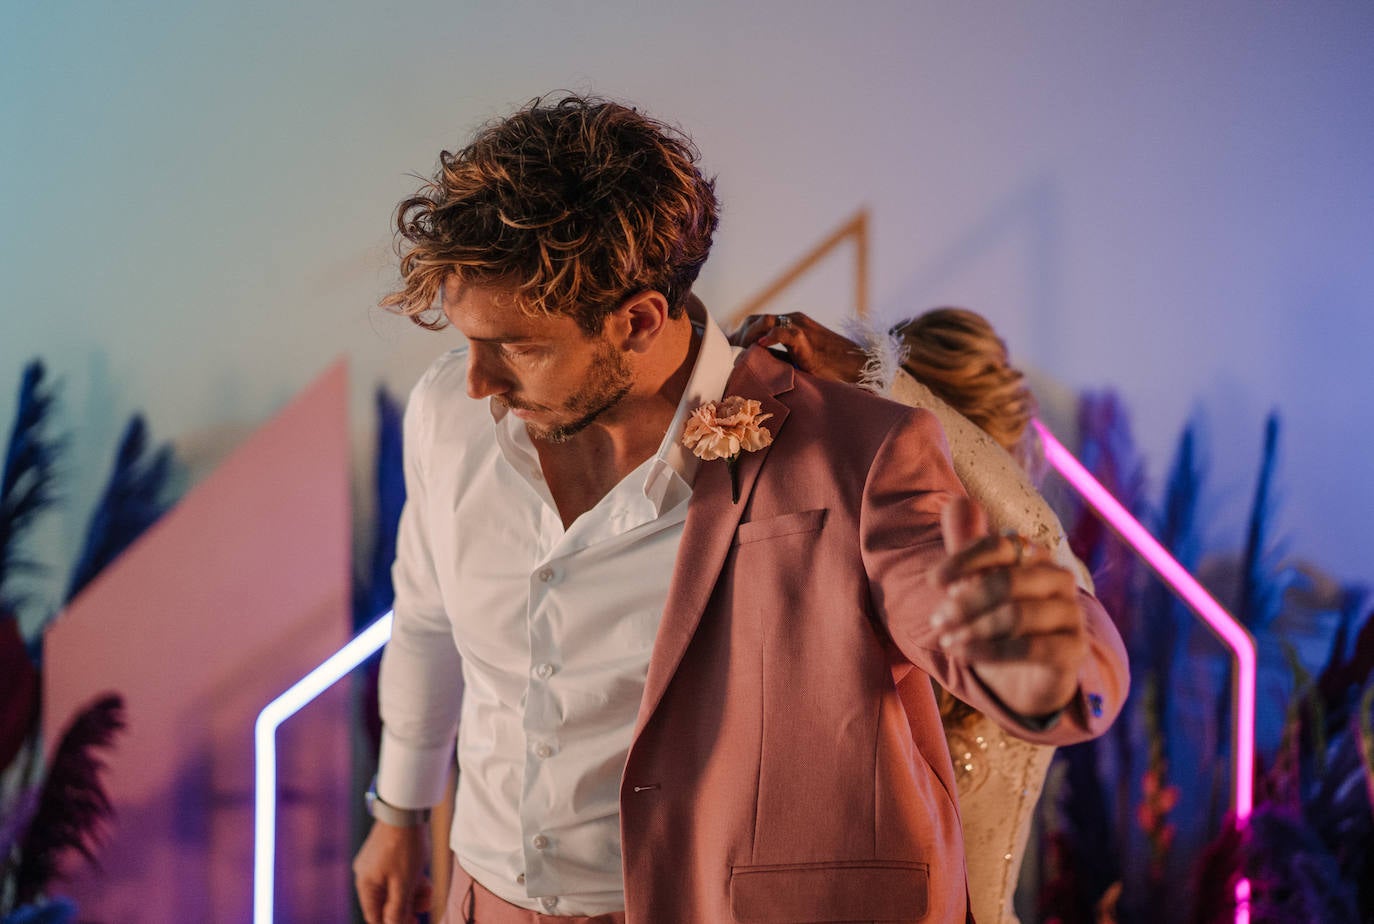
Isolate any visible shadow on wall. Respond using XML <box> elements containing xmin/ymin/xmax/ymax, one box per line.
<box><xmin>879</xmin><ymin>174</ymin><xmax>1064</xmax><ymax>371</ymax></box>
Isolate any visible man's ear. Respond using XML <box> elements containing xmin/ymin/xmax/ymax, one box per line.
<box><xmin>614</xmin><ymin>290</ymin><xmax>671</xmax><ymax>352</ymax></box>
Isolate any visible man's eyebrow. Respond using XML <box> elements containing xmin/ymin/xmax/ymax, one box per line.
<box><xmin>464</xmin><ymin>333</ymin><xmax>538</xmax><ymax>344</ymax></box>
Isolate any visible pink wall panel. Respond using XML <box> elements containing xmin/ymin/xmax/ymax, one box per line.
<box><xmin>43</xmin><ymin>360</ymin><xmax>353</xmax><ymax>923</ymax></box>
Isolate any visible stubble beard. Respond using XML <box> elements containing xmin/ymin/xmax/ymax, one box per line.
<box><xmin>517</xmin><ymin>340</ymin><xmax>634</xmax><ymax>444</ymax></box>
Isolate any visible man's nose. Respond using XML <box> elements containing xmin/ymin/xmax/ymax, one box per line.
<box><xmin>466</xmin><ymin>353</ymin><xmax>508</xmax><ymax>400</ymax></box>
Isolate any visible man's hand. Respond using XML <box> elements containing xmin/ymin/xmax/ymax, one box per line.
<box><xmin>353</xmin><ymin>819</ymin><xmax>432</xmax><ymax>924</ymax></box>
<box><xmin>729</xmin><ymin>312</ymin><xmax>868</xmax><ymax>384</ymax></box>
<box><xmin>930</xmin><ymin>497</ymin><xmax>1087</xmax><ymax>719</ymax></box>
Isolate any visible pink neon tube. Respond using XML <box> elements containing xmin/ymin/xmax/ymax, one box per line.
<box><xmin>1034</xmin><ymin>421</ymin><xmax>1255</xmax><ymax>924</ymax></box>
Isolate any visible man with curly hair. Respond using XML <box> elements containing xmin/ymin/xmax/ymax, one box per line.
<box><xmin>354</xmin><ymin>94</ymin><xmax>1127</xmax><ymax>924</ymax></box>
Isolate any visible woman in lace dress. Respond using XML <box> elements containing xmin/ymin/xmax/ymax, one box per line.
<box><xmin>733</xmin><ymin>307</ymin><xmax>1090</xmax><ymax>924</ymax></box>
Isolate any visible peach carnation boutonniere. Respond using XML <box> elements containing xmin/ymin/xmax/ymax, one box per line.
<box><xmin>681</xmin><ymin>395</ymin><xmax>774</xmax><ymax>503</ymax></box>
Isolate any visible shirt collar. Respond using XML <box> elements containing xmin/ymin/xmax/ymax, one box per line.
<box><xmin>490</xmin><ymin>309</ymin><xmax>741</xmax><ymax>516</ymax></box>
<box><xmin>651</xmin><ymin>311</ymin><xmax>740</xmax><ymax>497</ymax></box>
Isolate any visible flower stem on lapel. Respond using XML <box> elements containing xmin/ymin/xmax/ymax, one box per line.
<box><xmin>681</xmin><ymin>396</ymin><xmax>774</xmax><ymax>506</ymax></box>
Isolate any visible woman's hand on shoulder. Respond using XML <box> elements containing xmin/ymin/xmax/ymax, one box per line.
<box><xmin>729</xmin><ymin>312</ymin><xmax>868</xmax><ymax>385</ymax></box>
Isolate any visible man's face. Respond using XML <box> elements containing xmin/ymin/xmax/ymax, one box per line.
<box><xmin>443</xmin><ymin>279</ymin><xmax>633</xmax><ymax>443</ymax></box>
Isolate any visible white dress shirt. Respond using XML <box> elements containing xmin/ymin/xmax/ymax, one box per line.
<box><xmin>377</xmin><ymin>317</ymin><xmax>738</xmax><ymax>914</ymax></box>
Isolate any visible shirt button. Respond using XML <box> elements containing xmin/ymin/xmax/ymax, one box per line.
<box><xmin>537</xmin><ymin>567</ymin><xmax>555</xmax><ymax>583</ymax></box>
<box><xmin>540</xmin><ymin>896</ymin><xmax>559</xmax><ymax>912</ymax></box>
<box><xmin>534</xmin><ymin>662</ymin><xmax>555</xmax><ymax>679</ymax></box>
<box><xmin>516</xmin><ymin>872</ymin><xmax>526</xmax><ymax>885</ymax></box>
<box><xmin>534</xmin><ymin>742</ymin><xmax>554</xmax><ymax>759</ymax></box>
<box><xmin>532</xmin><ymin>833</ymin><xmax>550</xmax><ymax>850</ymax></box>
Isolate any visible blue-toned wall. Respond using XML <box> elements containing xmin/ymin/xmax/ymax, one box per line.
<box><xmin>4</xmin><ymin>1</ymin><xmax>1372</xmax><ymax>607</ymax></box>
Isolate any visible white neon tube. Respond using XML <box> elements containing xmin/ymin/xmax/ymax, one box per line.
<box><xmin>252</xmin><ymin>611</ymin><xmax>394</xmax><ymax>924</ymax></box>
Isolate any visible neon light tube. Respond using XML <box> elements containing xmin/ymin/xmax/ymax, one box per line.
<box><xmin>253</xmin><ymin>611</ymin><xmax>394</xmax><ymax>924</ymax></box>
<box><xmin>1035</xmin><ymin>421</ymin><xmax>1256</xmax><ymax>924</ymax></box>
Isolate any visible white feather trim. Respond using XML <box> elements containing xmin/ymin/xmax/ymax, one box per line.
<box><xmin>839</xmin><ymin>316</ymin><xmax>907</xmax><ymax>395</ymax></box>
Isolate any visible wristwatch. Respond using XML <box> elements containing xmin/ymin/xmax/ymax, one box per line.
<box><xmin>365</xmin><ymin>776</ymin><xmax>431</xmax><ymax>828</ymax></box>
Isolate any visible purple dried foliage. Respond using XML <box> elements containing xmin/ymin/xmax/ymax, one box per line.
<box><xmin>1190</xmin><ymin>806</ymin><xmax>1359</xmax><ymax>924</ymax></box>
<box><xmin>66</xmin><ymin>415</ymin><xmax>176</xmax><ymax>604</ymax></box>
<box><xmin>0</xmin><ymin>361</ymin><xmax>62</xmax><ymax>609</ymax></box>
<box><xmin>14</xmin><ymin>694</ymin><xmax>125</xmax><ymax>905</ymax></box>
<box><xmin>0</xmin><ymin>613</ymin><xmax>39</xmax><ymax>773</ymax></box>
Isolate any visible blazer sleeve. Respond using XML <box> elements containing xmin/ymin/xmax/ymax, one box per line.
<box><xmin>859</xmin><ymin>406</ymin><xmax>1129</xmax><ymax>746</ymax></box>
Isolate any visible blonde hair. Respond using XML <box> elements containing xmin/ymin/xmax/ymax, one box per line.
<box><xmin>382</xmin><ymin>94</ymin><xmax>719</xmax><ymax>334</ymax></box>
<box><xmin>892</xmin><ymin>308</ymin><xmax>1040</xmax><ymax>473</ymax></box>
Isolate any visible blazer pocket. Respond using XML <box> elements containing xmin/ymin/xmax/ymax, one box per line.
<box><xmin>729</xmin><ymin>859</ymin><xmax>928</xmax><ymax>922</ymax></box>
<box><xmin>733</xmin><ymin>508</ymin><xmax>828</xmax><ymax>546</ymax></box>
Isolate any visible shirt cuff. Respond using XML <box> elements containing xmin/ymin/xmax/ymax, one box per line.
<box><xmin>1008</xmin><ymin>706</ymin><xmax>1065</xmax><ymax>732</ymax></box>
<box><xmin>376</xmin><ymin>726</ymin><xmax>456</xmax><ymax>809</ymax></box>
<box><xmin>968</xmin><ymin>666</ymin><xmax>1070</xmax><ymax>734</ymax></box>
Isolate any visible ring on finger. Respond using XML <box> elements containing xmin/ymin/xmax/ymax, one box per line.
<box><xmin>775</xmin><ymin>313</ymin><xmax>795</xmax><ymax>329</ymax></box>
<box><xmin>1003</xmin><ymin>530</ymin><xmax>1026</xmax><ymax>566</ymax></box>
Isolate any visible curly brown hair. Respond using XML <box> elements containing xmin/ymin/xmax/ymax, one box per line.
<box><xmin>891</xmin><ymin>307</ymin><xmax>1039</xmax><ymax>472</ymax></box>
<box><xmin>381</xmin><ymin>94</ymin><xmax>719</xmax><ymax>335</ymax></box>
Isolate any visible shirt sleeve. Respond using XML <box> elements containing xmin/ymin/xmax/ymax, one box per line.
<box><xmin>375</xmin><ymin>371</ymin><xmax>464</xmax><ymax>810</ymax></box>
<box><xmin>859</xmin><ymin>407</ymin><xmax>1129</xmax><ymax>746</ymax></box>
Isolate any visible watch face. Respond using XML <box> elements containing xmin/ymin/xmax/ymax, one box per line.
<box><xmin>364</xmin><ymin>779</ymin><xmax>382</xmax><ymax>818</ymax></box>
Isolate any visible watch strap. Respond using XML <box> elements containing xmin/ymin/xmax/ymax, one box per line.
<box><xmin>366</xmin><ymin>777</ymin><xmax>431</xmax><ymax>827</ymax></box>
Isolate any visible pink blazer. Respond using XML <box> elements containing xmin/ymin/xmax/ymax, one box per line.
<box><xmin>617</xmin><ymin>347</ymin><xmax>1128</xmax><ymax>923</ymax></box>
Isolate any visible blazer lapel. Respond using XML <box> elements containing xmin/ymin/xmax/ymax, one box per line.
<box><xmin>633</xmin><ymin>347</ymin><xmax>795</xmax><ymax>737</ymax></box>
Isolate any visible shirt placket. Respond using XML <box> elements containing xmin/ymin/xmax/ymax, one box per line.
<box><xmin>519</xmin><ymin>502</ymin><xmax>568</xmax><ymax>910</ymax></box>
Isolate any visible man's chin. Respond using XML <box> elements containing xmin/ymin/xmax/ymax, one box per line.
<box><xmin>530</xmin><ymin>393</ymin><xmax>630</xmax><ymax>444</ymax></box>
<box><xmin>529</xmin><ymin>417</ymin><xmax>590</xmax><ymax>445</ymax></box>
<box><xmin>509</xmin><ymin>408</ymin><xmax>575</xmax><ymax>443</ymax></box>
<box><xmin>501</xmin><ymin>401</ymin><xmax>557</xmax><ymax>426</ymax></box>
<box><xmin>516</xmin><ymin>373</ymin><xmax>633</xmax><ymax>445</ymax></box>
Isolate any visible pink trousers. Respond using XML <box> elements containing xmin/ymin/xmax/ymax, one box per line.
<box><xmin>439</xmin><ymin>862</ymin><xmax>627</xmax><ymax>924</ymax></box>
